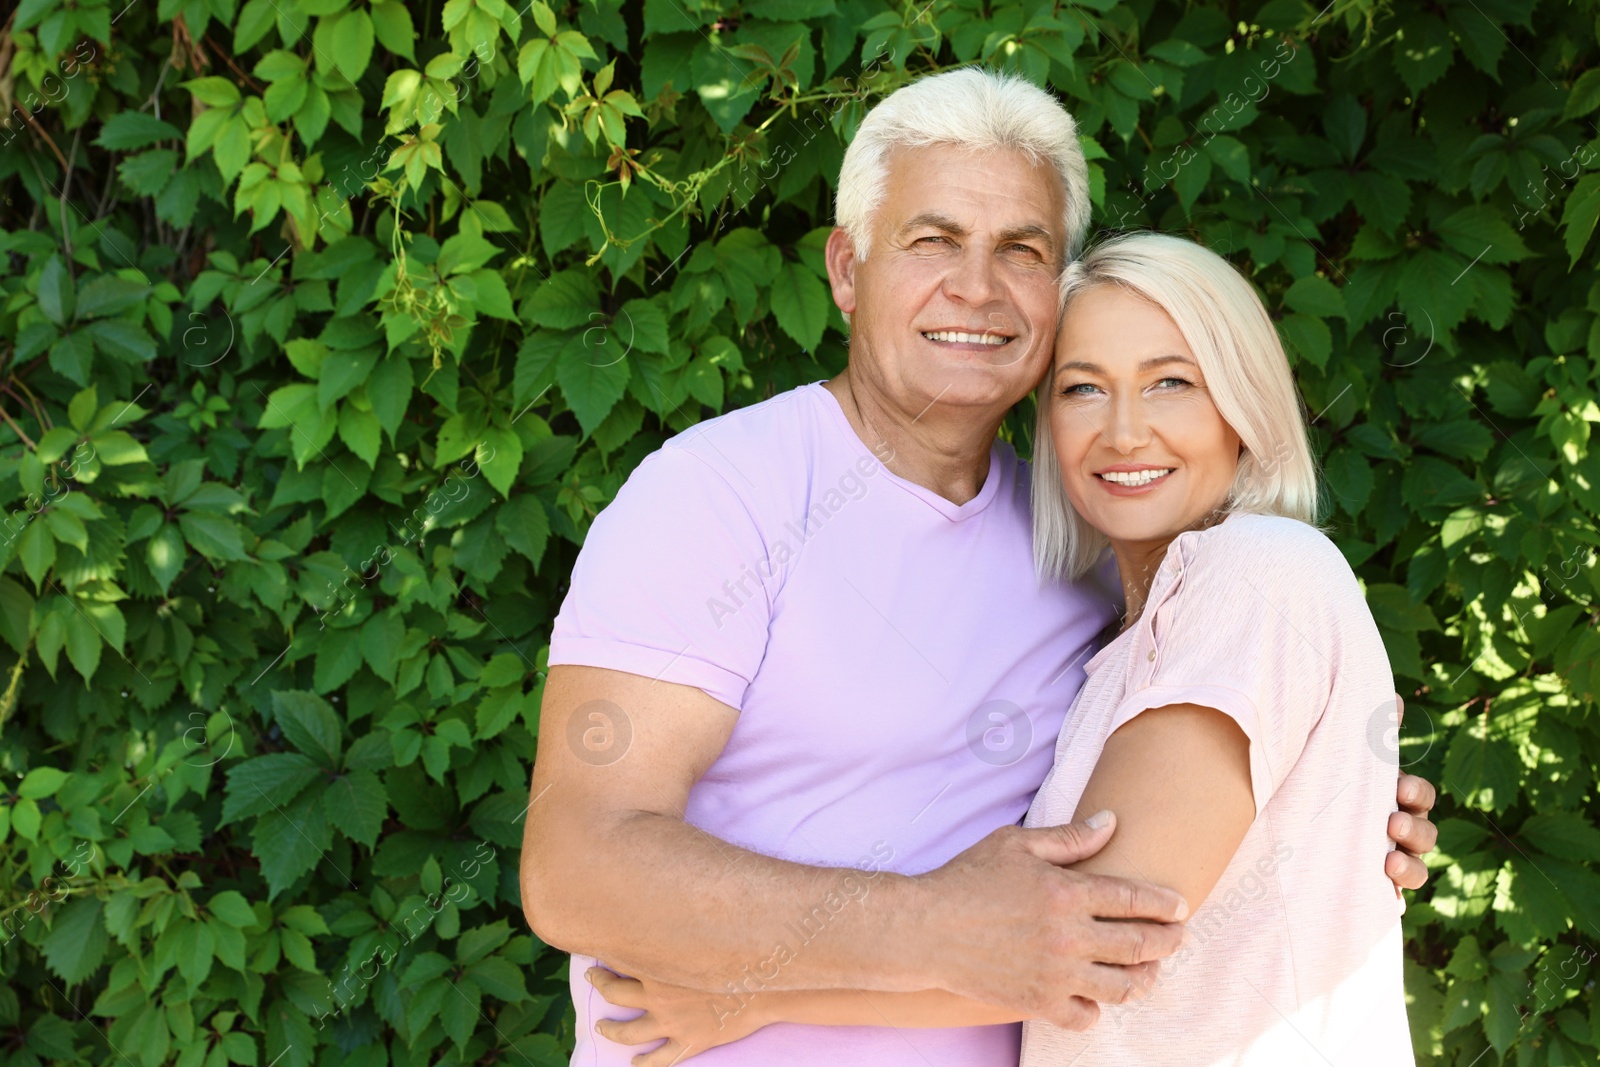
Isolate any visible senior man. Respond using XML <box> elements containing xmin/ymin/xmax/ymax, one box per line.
<box><xmin>520</xmin><ymin>67</ymin><xmax>1438</xmax><ymax>1065</ymax></box>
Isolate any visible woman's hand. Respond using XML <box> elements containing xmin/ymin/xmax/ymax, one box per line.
<box><xmin>589</xmin><ymin>967</ymin><xmax>767</xmax><ymax>1066</ymax></box>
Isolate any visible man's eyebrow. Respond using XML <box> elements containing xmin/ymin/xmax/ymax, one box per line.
<box><xmin>896</xmin><ymin>215</ymin><xmax>1057</xmax><ymax>253</ymax></box>
<box><xmin>1056</xmin><ymin>354</ymin><xmax>1199</xmax><ymax>375</ymax></box>
<box><xmin>997</xmin><ymin>224</ymin><xmax>1055</xmax><ymax>252</ymax></box>
<box><xmin>897</xmin><ymin>211</ymin><xmax>967</xmax><ymax>237</ymax></box>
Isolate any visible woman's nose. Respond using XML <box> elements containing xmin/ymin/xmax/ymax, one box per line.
<box><xmin>1104</xmin><ymin>393</ymin><xmax>1154</xmax><ymax>455</ymax></box>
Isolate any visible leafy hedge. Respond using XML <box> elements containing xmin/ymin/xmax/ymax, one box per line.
<box><xmin>1</xmin><ymin>0</ymin><xmax>1598</xmax><ymax>1063</ymax></box>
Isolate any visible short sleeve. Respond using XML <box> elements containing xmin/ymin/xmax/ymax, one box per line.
<box><xmin>1106</xmin><ymin>517</ymin><xmax>1362</xmax><ymax>818</ymax></box>
<box><xmin>548</xmin><ymin>445</ymin><xmax>773</xmax><ymax>711</ymax></box>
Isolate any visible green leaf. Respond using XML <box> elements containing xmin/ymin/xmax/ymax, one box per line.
<box><xmin>319</xmin><ymin>347</ymin><xmax>379</xmax><ymax>409</ymax></box>
<box><xmin>556</xmin><ymin>333</ymin><xmax>630</xmax><ymax>437</ymax></box>
<box><xmin>1413</xmin><ymin>420</ymin><xmax>1494</xmax><ymax>462</ymax></box>
<box><xmin>330</xmin><ymin>9</ymin><xmax>376</xmax><ymax>81</ymax></box>
<box><xmin>324</xmin><ymin>768</ymin><xmax>387</xmax><ymax>848</ymax></box>
<box><xmin>525</xmin><ymin>269</ymin><xmax>599</xmax><ymax>329</ymax></box>
<box><xmin>1442</xmin><ymin>716</ymin><xmax>1521</xmax><ymax>812</ymax></box>
<box><xmin>439</xmin><ymin>974</ymin><xmax>480</xmax><ymax>1050</ymax></box>
<box><xmin>495</xmin><ymin>495</ymin><xmax>550</xmax><ymax>570</ymax></box>
<box><xmin>146</xmin><ymin>523</ymin><xmax>187</xmax><ymax>595</ymax></box>
<box><xmin>41</xmin><ymin>898</ymin><xmax>109</xmax><ymax>985</ymax></box>
<box><xmin>86</xmin><ymin>319</ymin><xmax>156</xmax><ymax>364</ymax></box>
<box><xmin>456</xmin><ymin>920</ymin><xmax>513</xmax><ymax>965</ymax></box>
<box><xmin>1560</xmin><ymin>174</ymin><xmax>1600</xmax><ymax>268</ymax></box>
<box><xmin>475</xmin><ymin>687</ymin><xmax>525</xmax><ymax>739</ymax></box>
<box><xmin>17</xmin><ymin>766</ymin><xmax>69</xmax><ymax>799</ymax></box>
<box><xmin>466</xmin><ymin>955</ymin><xmax>529</xmax><ymax>1001</ymax></box>
<box><xmin>1283</xmin><ymin>275</ymin><xmax>1346</xmax><ymax>319</ymax></box>
<box><xmin>221</xmin><ymin>753</ymin><xmax>323</xmax><ymax>826</ymax></box>
<box><xmin>273</xmin><ymin>690</ymin><xmax>344</xmax><ymax>766</ymax></box>
<box><xmin>370</xmin><ymin>0</ymin><xmax>417</xmax><ymax>60</ymax></box>
<box><xmin>174</xmin><ymin>918</ymin><xmax>217</xmax><ymax>986</ymax></box>
<box><xmin>769</xmin><ymin>261</ymin><xmax>830</xmax><ymax>352</ymax></box>
<box><xmin>1392</xmin><ymin>15</ymin><xmax>1452</xmax><ymax>96</ymax></box>
<box><xmin>1401</xmin><ymin>457</ymin><xmax>1484</xmax><ymax>512</ymax></box>
<box><xmin>184</xmin><ymin>77</ymin><xmax>243</xmax><ymax>108</ymax></box>
<box><xmin>36</xmin><ymin>255</ymin><xmax>74</xmax><ymax>326</ymax></box>
<box><xmin>478</xmin><ymin>427</ymin><xmax>522</xmax><ymax>499</ymax></box>
<box><xmin>0</xmin><ymin>577</ymin><xmax>35</xmax><ymax>652</ymax></box>
<box><xmin>18</xmin><ymin>520</ymin><xmax>56</xmax><ymax>588</ymax></box>
<box><xmin>1564</xmin><ymin>68</ymin><xmax>1600</xmax><ymax>119</ymax></box>
<box><xmin>207</xmin><ymin>890</ymin><xmax>258</xmax><ymax>928</ymax></box>
<box><xmin>367</xmin><ymin>356</ymin><xmax>414</xmax><ymax>442</ymax></box>
<box><xmin>1278</xmin><ymin>313</ymin><xmax>1331</xmax><ymax>369</ymax></box>
<box><xmin>479</xmin><ymin>652</ymin><xmax>526</xmax><ymax>689</ymax></box>
<box><xmin>619</xmin><ymin>298</ymin><xmax>671</xmax><ymax>355</ymax></box>
<box><xmin>337</xmin><ymin>402</ymin><xmax>382</xmax><ymax>467</ymax></box>
<box><xmin>252</xmin><ymin>790</ymin><xmax>332</xmax><ymax>899</ymax></box>
<box><xmin>76</xmin><ymin>276</ymin><xmax>151</xmax><ymax>319</ymax></box>
<box><xmin>10</xmin><ymin>797</ymin><xmax>41</xmax><ymax>840</ymax></box>
<box><xmin>361</xmin><ymin>610</ymin><xmax>405</xmax><ymax>683</ymax></box>
<box><xmin>313</xmin><ymin>626</ymin><xmax>364</xmax><ymax>693</ymax></box>
<box><xmin>1519</xmin><ymin>813</ymin><xmax>1600</xmax><ymax>862</ymax></box>
<box><xmin>179</xmin><ymin>511</ymin><xmax>248</xmax><ymax>561</ymax></box>
<box><xmin>95</xmin><ymin>112</ymin><xmax>185</xmax><ymax>151</ymax></box>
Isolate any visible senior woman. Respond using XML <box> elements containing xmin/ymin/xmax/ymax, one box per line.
<box><xmin>590</xmin><ymin>231</ymin><xmax>1415</xmax><ymax>1065</ymax></box>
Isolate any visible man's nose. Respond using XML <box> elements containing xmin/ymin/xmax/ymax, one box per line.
<box><xmin>942</xmin><ymin>245</ymin><xmax>1003</xmax><ymax>307</ymax></box>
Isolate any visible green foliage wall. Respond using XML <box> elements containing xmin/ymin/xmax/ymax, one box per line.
<box><xmin>0</xmin><ymin>0</ymin><xmax>1598</xmax><ymax>1062</ymax></box>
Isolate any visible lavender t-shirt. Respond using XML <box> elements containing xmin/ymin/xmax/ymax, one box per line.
<box><xmin>549</xmin><ymin>382</ymin><xmax>1119</xmax><ymax>1066</ymax></box>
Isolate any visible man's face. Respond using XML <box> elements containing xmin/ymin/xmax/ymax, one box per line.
<box><xmin>826</xmin><ymin>144</ymin><xmax>1066</xmax><ymax>417</ymax></box>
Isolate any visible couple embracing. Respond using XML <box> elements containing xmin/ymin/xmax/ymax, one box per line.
<box><xmin>520</xmin><ymin>67</ymin><xmax>1437</xmax><ymax>1066</ymax></box>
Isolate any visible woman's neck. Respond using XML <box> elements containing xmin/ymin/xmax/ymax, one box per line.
<box><xmin>1108</xmin><ymin>510</ymin><xmax>1230</xmax><ymax>633</ymax></box>
<box><xmin>1111</xmin><ymin>539</ymin><xmax>1173</xmax><ymax>633</ymax></box>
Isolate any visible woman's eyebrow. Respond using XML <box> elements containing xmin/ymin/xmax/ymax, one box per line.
<box><xmin>1055</xmin><ymin>354</ymin><xmax>1197</xmax><ymax>375</ymax></box>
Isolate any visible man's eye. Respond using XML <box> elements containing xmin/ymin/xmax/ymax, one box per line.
<box><xmin>915</xmin><ymin>236</ymin><xmax>950</xmax><ymax>247</ymax></box>
<box><xmin>1008</xmin><ymin>244</ymin><xmax>1041</xmax><ymax>256</ymax></box>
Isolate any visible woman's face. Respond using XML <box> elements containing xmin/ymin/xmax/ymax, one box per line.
<box><xmin>1048</xmin><ymin>284</ymin><xmax>1243</xmax><ymax>548</ymax></box>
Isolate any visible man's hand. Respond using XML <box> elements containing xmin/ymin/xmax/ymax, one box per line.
<box><xmin>1386</xmin><ymin>695</ymin><xmax>1438</xmax><ymax>892</ymax></box>
<box><xmin>911</xmin><ymin>813</ymin><xmax>1187</xmax><ymax>1031</ymax></box>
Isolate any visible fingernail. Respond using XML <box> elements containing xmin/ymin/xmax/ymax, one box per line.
<box><xmin>1397</xmin><ymin>813</ymin><xmax>1412</xmax><ymax>834</ymax></box>
<box><xmin>585</xmin><ymin>969</ymin><xmax>597</xmax><ymax>985</ymax></box>
<box><xmin>1086</xmin><ymin>809</ymin><xmax>1113</xmax><ymax>830</ymax></box>
<box><xmin>1174</xmin><ymin>899</ymin><xmax>1189</xmax><ymax>921</ymax></box>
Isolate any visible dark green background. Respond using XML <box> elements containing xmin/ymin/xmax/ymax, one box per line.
<box><xmin>1</xmin><ymin>0</ymin><xmax>1598</xmax><ymax>1062</ymax></box>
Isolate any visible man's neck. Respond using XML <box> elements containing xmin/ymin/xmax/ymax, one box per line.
<box><xmin>823</xmin><ymin>370</ymin><xmax>1005</xmax><ymax>506</ymax></box>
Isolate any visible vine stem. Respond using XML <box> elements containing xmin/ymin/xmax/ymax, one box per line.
<box><xmin>0</xmin><ymin>402</ymin><xmax>37</xmax><ymax>450</ymax></box>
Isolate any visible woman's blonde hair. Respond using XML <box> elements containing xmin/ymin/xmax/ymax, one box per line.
<box><xmin>1032</xmin><ymin>231</ymin><xmax>1321</xmax><ymax>581</ymax></box>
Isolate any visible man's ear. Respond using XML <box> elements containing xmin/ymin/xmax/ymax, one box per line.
<box><xmin>825</xmin><ymin>227</ymin><xmax>858</xmax><ymax>317</ymax></box>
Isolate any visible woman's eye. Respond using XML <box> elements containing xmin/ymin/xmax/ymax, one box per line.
<box><xmin>1154</xmin><ymin>377</ymin><xmax>1192</xmax><ymax>391</ymax></box>
<box><xmin>1060</xmin><ymin>383</ymin><xmax>1099</xmax><ymax>397</ymax></box>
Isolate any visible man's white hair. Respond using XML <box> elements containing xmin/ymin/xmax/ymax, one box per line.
<box><xmin>835</xmin><ymin>67</ymin><xmax>1091</xmax><ymax>264</ymax></box>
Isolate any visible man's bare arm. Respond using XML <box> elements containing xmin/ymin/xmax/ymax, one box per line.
<box><xmin>519</xmin><ymin>665</ymin><xmax>1189</xmax><ymax>1027</ymax></box>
